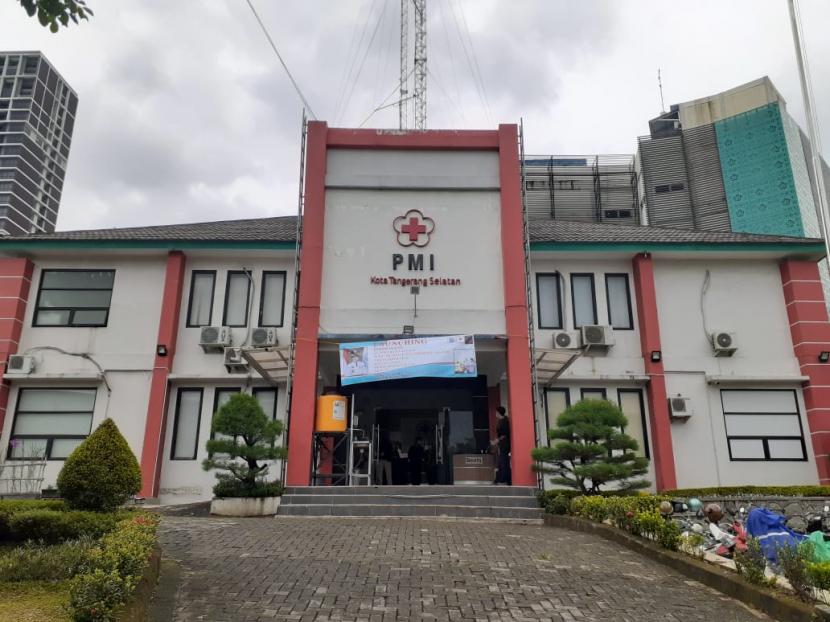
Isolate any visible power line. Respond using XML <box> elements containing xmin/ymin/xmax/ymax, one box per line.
<box><xmin>243</xmin><ymin>0</ymin><xmax>318</xmax><ymax>120</ymax></box>
<box><xmin>335</xmin><ymin>0</ymin><xmax>380</xmax><ymax>124</ymax></box>
<box><xmin>338</xmin><ymin>0</ymin><xmax>390</xmax><ymax>125</ymax></box>
<box><xmin>456</xmin><ymin>0</ymin><xmax>492</xmax><ymax>124</ymax></box>
<box><xmin>446</xmin><ymin>0</ymin><xmax>490</xmax><ymax>125</ymax></box>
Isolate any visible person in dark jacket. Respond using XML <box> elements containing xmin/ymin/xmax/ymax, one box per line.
<box><xmin>408</xmin><ymin>437</ymin><xmax>425</xmax><ymax>485</ymax></box>
<box><xmin>494</xmin><ymin>407</ymin><xmax>511</xmax><ymax>484</ymax></box>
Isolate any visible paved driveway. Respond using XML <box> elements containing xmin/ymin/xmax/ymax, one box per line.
<box><xmin>152</xmin><ymin>515</ymin><xmax>770</xmax><ymax>621</ymax></box>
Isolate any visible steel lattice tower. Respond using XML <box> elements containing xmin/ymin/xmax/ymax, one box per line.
<box><xmin>399</xmin><ymin>0</ymin><xmax>409</xmax><ymax>129</ymax></box>
<box><xmin>413</xmin><ymin>0</ymin><xmax>427</xmax><ymax>129</ymax></box>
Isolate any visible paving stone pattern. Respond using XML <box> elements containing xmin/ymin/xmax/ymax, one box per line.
<box><xmin>156</xmin><ymin>516</ymin><xmax>771</xmax><ymax>622</ymax></box>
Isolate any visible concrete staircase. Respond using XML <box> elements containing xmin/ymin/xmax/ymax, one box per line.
<box><xmin>278</xmin><ymin>485</ymin><xmax>542</xmax><ymax>520</ymax></box>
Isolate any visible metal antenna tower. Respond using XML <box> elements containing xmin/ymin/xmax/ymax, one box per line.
<box><xmin>413</xmin><ymin>0</ymin><xmax>427</xmax><ymax>129</ymax></box>
<box><xmin>399</xmin><ymin>0</ymin><xmax>409</xmax><ymax>129</ymax></box>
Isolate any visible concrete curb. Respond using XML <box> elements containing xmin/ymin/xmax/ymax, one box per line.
<box><xmin>544</xmin><ymin>514</ymin><xmax>830</xmax><ymax>622</ymax></box>
<box><xmin>116</xmin><ymin>545</ymin><xmax>162</xmax><ymax>622</ymax></box>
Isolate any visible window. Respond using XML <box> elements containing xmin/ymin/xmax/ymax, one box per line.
<box><xmin>17</xmin><ymin>79</ymin><xmax>34</xmax><ymax>97</ymax></box>
<box><xmin>34</xmin><ymin>269</ymin><xmax>115</xmax><ymax>327</ymax></box>
<box><xmin>721</xmin><ymin>390</ymin><xmax>806</xmax><ymax>461</ymax></box>
<box><xmin>186</xmin><ymin>271</ymin><xmax>215</xmax><ymax>327</ymax></box>
<box><xmin>8</xmin><ymin>388</ymin><xmax>96</xmax><ymax>460</ymax></box>
<box><xmin>618</xmin><ymin>389</ymin><xmax>649</xmax><ymax>459</ymax></box>
<box><xmin>536</xmin><ymin>273</ymin><xmax>562</xmax><ymax>329</ymax></box>
<box><xmin>253</xmin><ymin>387</ymin><xmax>278</xmax><ymax>421</ymax></box>
<box><xmin>603</xmin><ymin>209</ymin><xmax>633</xmax><ymax>219</ymax></box>
<box><xmin>222</xmin><ymin>271</ymin><xmax>251</xmax><ymax>327</ymax></box>
<box><xmin>259</xmin><ymin>271</ymin><xmax>286</xmax><ymax>327</ymax></box>
<box><xmin>171</xmin><ymin>388</ymin><xmax>203</xmax><ymax>460</ymax></box>
<box><xmin>210</xmin><ymin>387</ymin><xmax>241</xmax><ymax>452</ymax></box>
<box><xmin>544</xmin><ymin>389</ymin><xmax>570</xmax><ymax>446</ymax></box>
<box><xmin>580</xmin><ymin>388</ymin><xmax>607</xmax><ymax>401</ymax></box>
<box><xmin>571</xmin><ymin>274</ymin><xmax>597</xmax><ymax>328</ymax></box>
<box><xmin>605</xmin><ymin>274</ymin><xmax>633</xmax><ymax>330</ymax></box>
<box><xmin>23</xmin><ymin>57</ymin><xmax>39</xmax><ymax>75</ymax></box>
<box><xmin>654</xmin><ymin>183</ymin><xmax>685</xmax><ymax>194</ymax></box>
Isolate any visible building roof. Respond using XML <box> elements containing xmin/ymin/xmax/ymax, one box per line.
<box><xmin>527</xmin><ymin>219</ymin><xmax>823</xmax><ymax>246</ymax></box>
<box><xmin>0</xmin><ymin>214</ymin><xmax>822</xmax><ymax>253</ymax></box>
<box><xmin>0</xmin><ymin>216</ymin><xmax>298</xmax><ymax>242</ymax></box>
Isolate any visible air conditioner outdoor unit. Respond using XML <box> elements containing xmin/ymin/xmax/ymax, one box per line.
<box><xmin>251</xmin><ymin>327</ymin><xmax>278</xmax><ymax>348</ymax></box>
<box><xmin>711</xmin><ymin>331</ymin><xmax>737</xmax><ymax>357</ymax></box>
<box><xmin>668</xmin><ymin>396</ymin><xmax>693</xmax><ymax>420</ymax></box>
<box><xmin>581</xmin><ymin>325</ymin><xmax>615</xmax><ymax>348</ymax></box>
<box><xmin>200</xmin><ymin>326</ymin><xmax>231</xmax><ymax>352</ymax></box>
<box><xmin>6</xmin><ymin>355</ymin><xmax>34</xmax><ymax>375</ymax></box>
<box><xmin>552</xmin><ymin>330</ymin><xmax>581</xmax><ymax>349</ymax></box>
<box><xmin>223</xmin><ymin>347</ymin><xmax>248</xmax><ymax>373</ymax></box>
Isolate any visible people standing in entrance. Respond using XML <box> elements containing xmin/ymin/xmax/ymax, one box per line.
<box><xmin>408</xmin><ymin>437</ymin><xmax>425</xmax><ymax>485</ymax></box>
<box><xmin>376</xmin><ymin>434</ymin><xmax>393</xmax><ymax>485</ymax></box>
<box><xmin>392</xmin><ymin>441</ymin><xmax>407</xmax><ymax>484</ymax></box>
<box><xmin>495</xmin><ymin>407</ymin><xmax>512</xmax><ymax>485</ymax></box>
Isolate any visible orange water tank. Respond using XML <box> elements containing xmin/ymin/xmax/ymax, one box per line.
<box><xmin>315</xmin><ymin>394</ymin><xmax>348</xmax><ymax>432</ymax></box>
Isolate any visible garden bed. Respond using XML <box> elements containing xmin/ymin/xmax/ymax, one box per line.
<box><xmin>0</xmin><ymin>499</ymin><xmax>160</xmax><ymax>622</ymax></box>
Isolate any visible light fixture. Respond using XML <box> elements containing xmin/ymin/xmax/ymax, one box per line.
<box><xmin>402</xmin><ymin>325</ymin><xmax>414</xmax><ymax>336</ymax></box>
<box><xmin>156</xmin><ymin>344</ymin><xmax>168</xmax><ymax>357</ymax></box>
<box><xmin>820</xmin><ymin>351</ymin><xmax>830</xmax><ymax>363</ymax></box>
<box><xmin>650</xmin><ymin>350</ymin><xmax>662</xmax><ymax>363</ymax></box>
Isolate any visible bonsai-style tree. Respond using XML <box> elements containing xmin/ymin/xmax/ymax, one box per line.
<box><xmin>57</xmin><ymin>418</ymin><xmax>142</xmax><ymax>511</ymax></box>
<box><xmin>202</xmin><ymin>393</ymin><xmax>286</xmax><ymax>497</ymax></box>
<box><xmin>531</xmin><ymin>399</ymin><xmax>650</xmax><ymax>494</ymax></box>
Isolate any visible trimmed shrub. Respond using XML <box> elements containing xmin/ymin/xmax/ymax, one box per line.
<box><xmin>8</xmin><ymin>509</ymin><xmax>119</xmax><ymax>544</ymax></box>
<box><xmin>68</xmin><ymin>514</ymin><xmax>159</xmax><ymax>621</ymax></box>
<box><xmin>807</xmin><ymin>561</ymin><xmax>830</xmax><ymax>592</ymax></box>
<box><xmin>0</xmin><ymin>499</ymin><xmax>67</xmax><ymax>540</ymax></box>
<box><xmin>212</xmin><ymin>476</ymin><xmax>283</xmax><ymax>499</ymax></box>
<box><xmin>568</xmin><ymin>494</ymin><xmax>678</xmax><ymax>550</ymax></box>
<box><xmin>58</xmin><ymin>418</ymin><xmax>142</xmax><ymax>512</ymax></box>
<box><xmin>666</xmin><ymin>485</ymin><xmax>830</xmax><ymax>498</ymax></box>
<box><xmin>0</xmin><ymin>537</ymin><xmax>95</xmax><ymax>582</ymax></box>
<box><xmin>778</xmin><ymin>542</ymin><xmax>816</xmax><ymax>601</ymax></box>
<box><xmin>734</xmin><ymin>538</ymin><xmax>771</xmax><ymax>587</ymax></box>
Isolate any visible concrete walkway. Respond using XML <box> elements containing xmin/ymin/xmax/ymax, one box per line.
<box><xmin>150</xmin><ymin>515</ymin><xmax>771</xmax><ymax>621</ymax></box>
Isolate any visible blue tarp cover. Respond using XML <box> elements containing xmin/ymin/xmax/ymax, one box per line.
<box><xmin>746</xmin><ymin>507</ymin><xmax>806</xmax><ymax>564</ymax></box>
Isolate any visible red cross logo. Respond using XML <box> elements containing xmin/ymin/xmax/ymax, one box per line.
<box><xmin>393</xmin><ymin>209</ymin><xmax>435</xmax><ymax>247</ymax></box>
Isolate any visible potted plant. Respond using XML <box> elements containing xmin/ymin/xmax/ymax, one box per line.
<box><xmin>202</xmin><ymin>393</ymin><xmax>287</xmax><ymax>516</ymax></box>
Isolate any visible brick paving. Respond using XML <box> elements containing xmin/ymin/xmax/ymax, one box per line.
<box><xmin>154</xmin><ymin>516</ymin><xmax>771</xmax><ymax>621</ymax></box>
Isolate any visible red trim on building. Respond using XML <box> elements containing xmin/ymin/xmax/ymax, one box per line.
<box><xmin>632</xmin><ymin>253</ymin><xmax>677</xmax><ymax>491</ymax></box>
<box><xmin>285</xmin><ymin>121</ymin><xmax>329</xmax><ymax>486</ymax></box>
<box><xmin>782</xmin><ymin>258</ymin><xmax>830</xmax><ymax>484</ymax></box>
<box><xmin>326</xmin><ymin>128</ymin><xmax>500</xmax><ymax>151</ymax></box>
<box><xmin>139</xmin><ymin>251</ymin><xmax>186</xmax><ymax>498</ymax></box>
<box><xmin>0</xmin><ymin>259</ymin><xmax>33</xmax><ymax>435</ymax></box>
<box><xmin>497</xmin><ymin>124</ymin><xmax>536</xmax><ymax>487</ymax></box>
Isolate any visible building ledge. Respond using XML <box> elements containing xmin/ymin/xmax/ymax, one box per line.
<box><xmin>705</xmin><ymin>374</ymin><xmax>809</xmax><ymax>385</ymax></box>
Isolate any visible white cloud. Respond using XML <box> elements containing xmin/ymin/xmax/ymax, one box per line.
<box><xmin>0</xmin><ymin>0</ymin><xmax>827</xmax><ymax>231</ymax></box>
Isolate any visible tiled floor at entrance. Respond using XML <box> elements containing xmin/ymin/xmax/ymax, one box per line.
<box><xmin>152</xmin><ymin>516</ymin><xmax>771</xmax><ymax>621</ymax></box>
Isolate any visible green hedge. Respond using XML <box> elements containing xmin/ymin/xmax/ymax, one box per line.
<box><xmin>0</xmin><ymin>500</ymin><xmax>67</xmax><ymax>540</ymax></box>
<box><xmin>665</xmin><ymin>486</ymin><xmax>830</xmax><ymax>498</ymax></box>
<box><xmin>68</xmin><ymin>513</ymin><xmax>159</xmax><ymax>622</ymax></box>
<box><xmin>8</xmin><ymin>509</ymin><xmax>120</xmax><ymax>544</ymax></box>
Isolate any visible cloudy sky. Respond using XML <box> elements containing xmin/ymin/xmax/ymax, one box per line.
<box><xmin>2</xmin><ymin>0</ymin><xmax>829</xmax><ymax>231</ymax></box>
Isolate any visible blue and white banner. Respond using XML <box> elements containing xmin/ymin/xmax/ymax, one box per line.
<box><xmin>339</xmin><ymin>335</ymin><xmax>477</xmax><ymax>386</ymax></box>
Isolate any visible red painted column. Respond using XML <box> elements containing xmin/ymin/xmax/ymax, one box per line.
<box><xmin>497</xmin><ymin>124</ymin><xmax>536</xmax><ymax>487</ymax></box>
<box><xmin>781</xmin><ymin>259</ymin><xmax>830</xmax><ymax>484</ymax></box>
<box><xmin>285</xmin><ymin>121</ymin><xmax>328</xmax><ymax>487</ymax></box>
<box><xmin>139</xmin><ymin>251</ymin><xmax>186</xmax><ymax>498</ymax></box>
<box><xmin>0</xmin><ymin>258</ymin><xmax>34</xmax><ymax>434</ymax></box>
<box><xmin>632</xmin><ymin>253</ymin><xmax>677</xmax><ymax>491</ymax></box>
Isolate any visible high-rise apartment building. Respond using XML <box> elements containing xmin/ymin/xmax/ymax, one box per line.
<box><xmin>0</xmin><ymin>52</ymin><xmax>77</xmax><ymax>235</ymax></box>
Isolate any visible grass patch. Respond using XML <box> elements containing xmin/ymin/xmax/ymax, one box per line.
<box><xmin>0</xmin><ymin>581</ymin><xmax>71</xmax><ymax>622</ymax></box>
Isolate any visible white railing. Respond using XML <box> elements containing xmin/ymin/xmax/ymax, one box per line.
<box><xmin>0</xmin><ymin>458</ymin><xmax>47</xmax><ymax>495</ymax></box>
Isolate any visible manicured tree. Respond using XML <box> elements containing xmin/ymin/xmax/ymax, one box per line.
<box><xmin>57</xmin><ymin>418</ymin><xmax>142</xmax><ymax>511</ymax></box>
<box><xmin>202</xmin><ymin>393</ymin><xmax>287</xmax><ymax>497</ymax></box>
<box><xmin>531</xmin><ymin>399</ymin><xmax>650</xmax><ymax>494</ymax></box>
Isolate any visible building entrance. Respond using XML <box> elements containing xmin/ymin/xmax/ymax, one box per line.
<box><xmin>344</xmin><ymin>376</ymin><xmax>494</xmax><ymax>485</ymax></box>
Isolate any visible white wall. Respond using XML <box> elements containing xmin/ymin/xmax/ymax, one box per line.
<box><xmin>654</xmin><ymin>257</ymin><xmax>817</xmax><ymax>487</ymax></box>
<box><xmin>320</xmin><ymin>148</ymin><xmax>505</xmax><ymax>336</ymax></box>
<box><xmin>529</xmin><ymin>256</ymin><xmax>645</xmax><ymax>378</ymax></box>
<box><xmin>158</xmin><ymin>382</ymin><xmax>287</xmax><ymax>504</ymax></box>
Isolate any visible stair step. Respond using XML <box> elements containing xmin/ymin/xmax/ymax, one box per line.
<box><xmin>278</xmin><ymin>503</ymin><xmax>543</xmax><ymax>520</ymax></box>
<box><xmin>281</xmin><ymin>494</ymin><xmax>539</xmax><ymax>508</ymax></box>
<box><xmin>283</xmin><ymin>485</ymin><xmax>537</xmax><ymax>497</ymax></box>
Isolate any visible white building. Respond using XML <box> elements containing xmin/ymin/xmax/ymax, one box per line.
<box><xmin>0</xmin><ymin>125</ymin><xmax>828</xmax><ymax>503</ymax></box>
